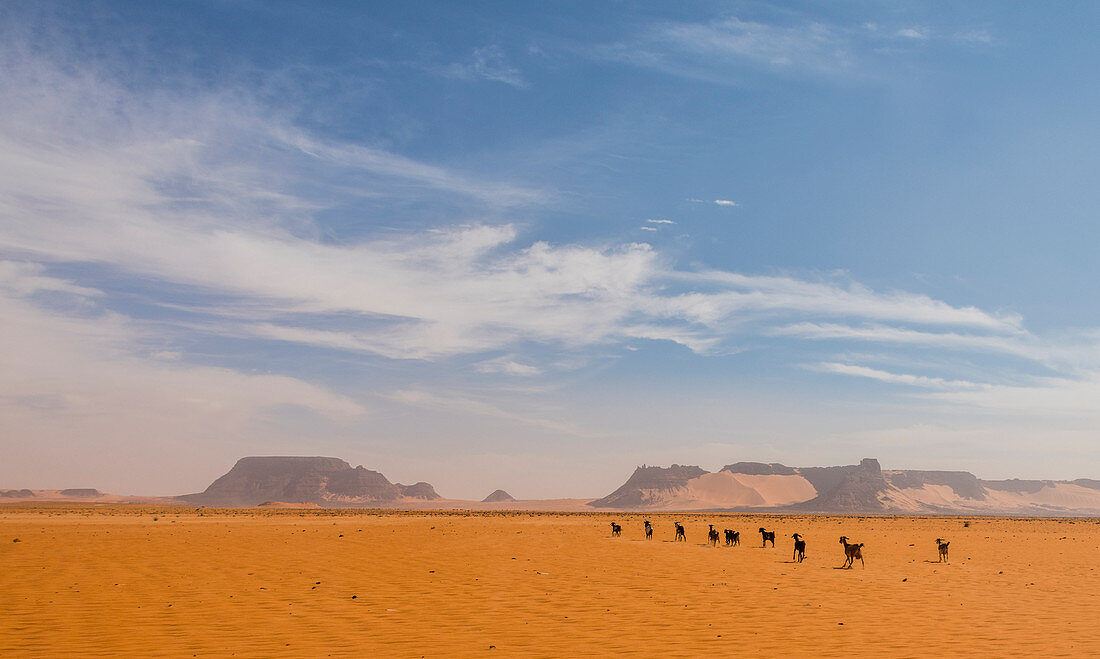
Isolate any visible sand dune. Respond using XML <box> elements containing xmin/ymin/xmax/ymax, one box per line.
<box><xmin>3</xmin><ymin>506</ymin><xmax>1100</xmax><ymax>656</ymax></box>
<box><xmin>727</xmin><ymin>473</ymin><xmax>818</xmax><ymax>506</ymax></box>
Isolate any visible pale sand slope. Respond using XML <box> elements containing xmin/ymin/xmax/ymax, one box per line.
<box><xmin>891</xmin><ymin>483</ymin><xmax>1100</xmax><ymax>514</ymax></box>
<box><xmin>639</xmin><ymin>473</ymin><xmax>818</xmax><ymax>510</ymax></box>
<box><xmin>3</xmin><ymin>507</ymin><xmax>1100</xmax><ymax>657</ymax></box>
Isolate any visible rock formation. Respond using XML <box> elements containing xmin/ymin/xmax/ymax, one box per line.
<box><xmin>591</xmin><ymin>457</ymin><xmax>1100</xmax><ymax>515</ymax></box>
<box><xmin>0</xmin><ymin>489</ymin><xmax>35</xmax><ymax>498</ymax></box>
<box><xmin>59</xmin><ymin>488</ymin><xmax>103</xmax><ymax>497</ymax></box>
<box><xmin>482</xmin><ymin>489</ymin><xmax>515</xmax><ymax>502</ymax></box>
<box><xmin>587</xmin><ymin>464</ymin><xmax>707</xmax><ymax>508</ymax></box>
<box><xmin>180</xmin><ymin>456</ymin><xmax>441</xmax><ymax>507</ymax></box>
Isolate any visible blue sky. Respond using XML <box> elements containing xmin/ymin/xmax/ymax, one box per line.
<box><xmin>3</xmin><ymin>1</ymin><xmax>1100</xmax><ymax>497</ymax></box>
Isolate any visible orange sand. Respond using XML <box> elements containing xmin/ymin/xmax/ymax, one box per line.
<box><xmin>2</xmin><ymin>507</ymin><xmax>1099</xmax><ymax>657</ymax></box>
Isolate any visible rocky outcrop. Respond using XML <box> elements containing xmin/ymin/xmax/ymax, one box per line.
<box><xmin>397</xmin><ymin>482</ymin><xmax>441</xmax><ymax>499</ymax></box>
<box><xmin>0</xmin><ymin>489</ymin><xmax>35</xmax><ymax>498</ymax></box>
<box><xmin>482</xmin><ymin>489</ymin><xmax>516</xmax><ymax>502</ymax></box>
<box><xmin>887</xmin><ymin>470</ymin><xmax>986</xmax><ymax>500</ymax></box>
<box><xmin>792</xmin><ymin>459</ymin><xmax>890</xmax><ymax>512</ymax></box>
<box><xmin>981</xmin><ymin>479</ymin><xmax>1049</xmax><ymax>494</ymax></box>
<box><xmin>180</xmin><ymin>456</ymin><xmax>441</xmax><ymax>507</ymax></box>
<box><xmin>588</xmin><ymin>464</ymin><xmax>707</xmax><ymax>508</ymax></box>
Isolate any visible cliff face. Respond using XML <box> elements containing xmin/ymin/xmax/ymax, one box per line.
<box><xmin>181</xmin><ymin>456</ymin><xmax>441</xmax><ymax>507</ymax></box>
<box><xmin>887</xmin><ymin>470</ymin><xmax>986</xmax><ymax>500</ymax></box>
<box><xmin>792</xmin><ymin>459</ymin><xmax>889</xmax><ymax>512</ymax></box>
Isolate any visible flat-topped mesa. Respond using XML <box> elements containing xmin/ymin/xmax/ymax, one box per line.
<box><xmin>59</xmin><ymin>488</ymin><xmax>103</xmax><ymax>497</ymax></box>
<box><xmin>482</xmin><ymin>489</ymin><xmax>516</xmax><ymax>503</ymax></box>
<box><xmin>180</xmin><ymin>456</ymin><xmax>441</xmax><ymax>507</ymax></box>
<box><xmin>588</xmin><ymin>464</ymin><xmax>708</xmax><ymax>508</ymax></box>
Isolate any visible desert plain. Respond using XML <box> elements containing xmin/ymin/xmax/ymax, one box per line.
<box><xmin>2</xmin><ymin>506</ymin><xmax>1098</xmax><ymax>657</ymax></box>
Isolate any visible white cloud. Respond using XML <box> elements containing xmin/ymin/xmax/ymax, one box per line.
<box><xmin>646</xmin><ymin>219</ymin><xmax>675</xmax><ymax>224</ymax></box>
<box><xmin>925</xmin><ymin>375</ymin><xmax>1100</xmax><ymax>416</ymax></box>
<box><xmin>714</xmin><ymin>199</ymin><xmax>739</xmax><ymax>206</ymax></box>
<box><xmin>475</xmin><ymin>357</ymin><xmax>542</xmax><ymax>377</ymax></box>
<box><xmin>813</xmin><ymin>362</ymin><xmax>980</xmax><ymax>390</ymax></box>
<box><xmin>656</xmin><ymin>17</ymin><xmax>852</xmax><ymax>75</ymax></box>
<box><xmin>640</xmin><ymin>226</ymin><xmax>657</xmax><ymax>231</ymax></box>
<box><xmin>896</xmin><ymin>28</ymin><xmax>929</xmax><ymax>40</ymax></box>
<box><xmin>442</xmin><ymin>46</ymin><xmax>528</xmax><ymax>88</ymax></box>
<box><xmin>772</xmin><ymin>322</ymin><xmax>1100</xmax><ymax>372</ymax></box>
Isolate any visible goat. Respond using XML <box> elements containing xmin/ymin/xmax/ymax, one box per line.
<box><xmin>674</xmin><ymin>522</ymin><xmax>686</xmax><ymax>542</ymax></box>
<box><xmin>839</xmin><ymin>536</ymin><xmax>864</xmax><ymax>568</ymax></box>
<box><xmin>724</xmin><ymin>529</ymin><xmax>739</xmax><ymax>546</ymax></box>
<box><xmin>610</xmin><ymin>522</ymin><xmax>622</xmax><ymax>537</ymax></box>
<box><xmin>644</xmin><ymin>520</ymin><xmax>653</xmax><ymax>540</ymax></box>
<box><xmin>707</xmin><ymin>524</ymin><xmax>720</xmax><ymax>546</ymax></box>
<box><xmin>759</xmin><ymin>527</ymin><xmax>776</xmax><ymax>548</ymax></box>
<box><xmin>791</xmin><ymin>533</ymin><xmax>806</xmax><ymax>563</ymax></box>
<box><xmin>935</xmin><ymin>538</ymin><xmax>950</xmax><ymax>562</ymax></box>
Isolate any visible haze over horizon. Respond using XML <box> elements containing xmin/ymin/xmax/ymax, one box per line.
<box><xmin>3</xmin><ymin>2</ymin><xmax>1100</xmax><ymax>499</ymax></box>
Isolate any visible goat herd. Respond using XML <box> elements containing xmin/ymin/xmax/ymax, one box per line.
<box><xmin>608</xmin><ymin>521</ymin><xmax>953</xmax><ymax>568</ymax></box>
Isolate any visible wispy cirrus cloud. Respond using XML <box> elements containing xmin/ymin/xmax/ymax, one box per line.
<box><xmin>597</xmin><ymin>14</ymin><xmax>995</xmax><ymax>83</ymax></box>
<box><xmin>813</xmin><ymin>362</ymin><xmax>981</xmax><ymax>390</ymax></box>
<box><xmin>441</xmin><ymin>46</ymin><xmax>528</xmax><ymax>88</ymax></box>
<box><xmin>688</xmin><ymin>198</ymin><xmax>739</xmax><ymax>206</ymax></box>
<box><xmin>896</xmin><ymin>27</ymin><xmax>929</xmax><ymax>40</ymax></box>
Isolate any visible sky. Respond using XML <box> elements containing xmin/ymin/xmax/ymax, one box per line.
<box><xmin>2</xmin><ymin>1</ymin><xmax>1100</xmax><ymax>498</ymax></box>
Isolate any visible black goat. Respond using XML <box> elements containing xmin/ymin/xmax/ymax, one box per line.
<box><xmin>792</xmin><ymin>533</ymin><xmax>806</xmax><ymax>562</ymax></box>
<box><xmin>759</xmin><ymin>527</ymin><xmax>775</xmax><ymax>548</ymax></box>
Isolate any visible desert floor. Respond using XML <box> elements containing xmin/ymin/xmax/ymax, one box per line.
<box><xmin>2</xmin><ymin>507</ymin><xmax>1098</xmax><ymax>657</ymax></box>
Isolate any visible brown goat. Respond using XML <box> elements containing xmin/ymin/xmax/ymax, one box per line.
<box><xmin>936</xmin><ymin>538</ymin><xmax>949</xmax><ymax>562</ymax></box>
<box><xmin>839</xmin><ymin>536</ymin><xmax>864</xmax><ymax>568</ymax></box>
<box><xmin>674</xmin><ymin>522</ymin><xmax>686</xmax><ymax>542</ymax></box>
